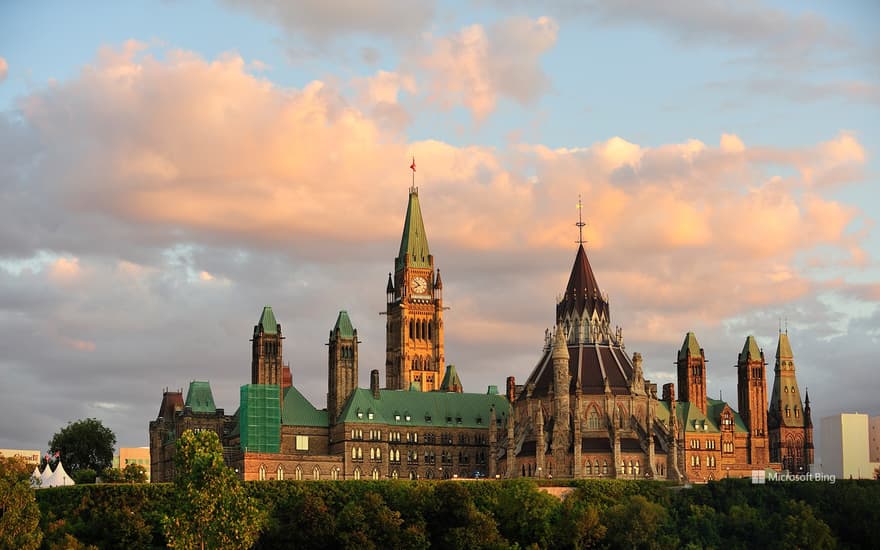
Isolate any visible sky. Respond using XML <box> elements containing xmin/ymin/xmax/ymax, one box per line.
<box><xmin>0</xmin><ymin>1</ymin><xmax>878</xmax><ymax>465</ymax></box>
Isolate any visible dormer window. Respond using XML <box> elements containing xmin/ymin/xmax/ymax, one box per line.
<box><xmin>357</xmin><ymin>409</ymin><xmax>363</xmax><ymax>419</ymax></box>
<box><xmin>367</xmin><ymin>410</ymin><xmax>374</xmax><ymax>420</ymax></box>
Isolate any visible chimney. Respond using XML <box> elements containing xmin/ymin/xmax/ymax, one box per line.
<box><xmin>506</xmin><ymin>376</ymin><xmax>517</xmax><ymax>402</ymax></box>
<box><xmin>370</xmin><ymin>369</ymin><xmax>380</xmax><ymax>399</ymax></box>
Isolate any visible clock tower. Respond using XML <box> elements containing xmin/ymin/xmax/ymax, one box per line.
<box><xmin>385</xmin><ymin>181</ymin><xmax>445</xmax><ymax>391</ymax></box>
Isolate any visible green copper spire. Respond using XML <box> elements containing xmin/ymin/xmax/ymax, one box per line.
<box><xmin>185</xmin><ymin>381</ymin><xmax>217</xmax><ymax>413</ymax></box>
<box><xmin>258</xmin><ymin>306</ymin><xmax>278</xmax><ymax>334</ymax></box>
<box><xmin>678</xmin><ymin>332</ymin><xmax>702</xmax><ymax>360</ymax></box>
<box><xmin>776</xmin><ymin>331</ymin><xmax>794</xmax><ymax>360</ymax></box>
<box><xmin>739</xmin><ymin>335</ymin><xmax>761</xmax><ymax>362</ymax></box>
<box><xmin>333</xmin><ymin>310</ymin><xmax>355</xmax><ymax>339</ymax></box>
<box><xmin>396</xmin><ymin>188</ymin><xmax>431</xmax><ymax>271</ymax></box>
<box><xmin>440</xmin><ymin>364</ymin><xmax>464</xmax><ymax>393</ymax></box>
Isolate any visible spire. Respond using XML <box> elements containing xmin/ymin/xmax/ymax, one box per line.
<box><xmin>395</xmin><ymin>187</ymin><xmax>431</xmax><ymax>271</ymax></box>
<box><xmin>333</xmin><ymin>310</ymin><xmax>355</xmax><ymax>339</ymax></box>
<box><xmin>738</xmin><ymin>335</ymin><xmax>761</xmax><ymax>362</ymax></box>
<box><xmin>575</xmin><ymin>195</ymin><xmax>586</xmax><ymax>245</ymax></box>
<box><xmin>552</xmin><ymin>324</ymin><xmax>570</xmax><ymax>360</ymax></box>
<box><xmin>386</xmin><ymin>272</ymin><xmax>394</xmax><ymax>294</ymax></box>
<box><xmin>775</xmin><ymin>331</ymin><xmax>794</xmax><ymax>361</ymax></box>
<box><xmin>556</xmin><ymin>244</ymin><xmax>608</xmax><ymax>321</ymax></box>
<box><xmin>678</xmin><ymin>332</ymin><xmax>701</xmax><ymax>361</ymax></box>
<box><xmin>434</xmin><ymin>268</ymin><xmax>443</xmax><ymax>289</ymax></box>
<box><xmin>257</xmin><ymin>306</ymin><xmax>279</xmax><ymax>334</ymax></box>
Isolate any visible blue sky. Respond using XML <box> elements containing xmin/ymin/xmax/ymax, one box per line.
<box><xmin>0</xmin><ymin>1</ymin><xmax>877</xmax><ymax>458</ymax></box>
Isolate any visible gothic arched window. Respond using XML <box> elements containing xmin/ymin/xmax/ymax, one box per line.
<box><xmin>276</xmin><ymin>464</ymin><xmax>284</xmax><ymax>480</ymax></box>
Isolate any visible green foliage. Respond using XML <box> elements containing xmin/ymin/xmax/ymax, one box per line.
<box><xmin>49</xmin><ymin>418</ymin><xmax>116</xmax><ymax>474</ymax></box>
<box><xmin>603</xmin><ymin>494</ymin><xmax>674</xmax><ymax>550</ymax></box>
<box><xmin>100</xmin><ymin>468</ymin><xmax>125</xmax><ymax>483</ymax></box>
<box><xmin>0</xmin><ymin>457</ymin><xmax>42</xmax><ymax>550</ymax></box>
<box><xmin>163</xmin><ymin>430</ymin><xmax>267</xmax><ymax>550</ymax></box>
<box><xmin>123</xmin><ymin>464</ymin><xmax>148</xmax><ymax>483</ymax></box>
<box><xmin>550</xmin><ymin>491</ymin><xmax>606</xmax><ymax>550</ymax></box>
<box><xmin>490</xmin><ymin>479</ymin><xmax>560</xmax><ymax>548</ymax></box>
<box><xmin>781</xmin><ymin>500</ymin><xmax>836</xmax><ymax>550</ymax></box>
<box><xmin>71</xmin><ymin>468</ymin><xmax>97</xmax><ymax>485</ymax></box>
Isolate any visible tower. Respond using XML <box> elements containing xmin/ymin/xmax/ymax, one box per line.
<box><xmin>677</xmin><ymin>332</ymin><xmax>707</xmax><ymax>414</ymax></box>
<box><xmin>385</xmin><ymin>175</ymin><xmax>445</xmax><ymax>391</ymax></box>
<box><xmin>551</xmin><ymin>324</ymin><xmax>571</xmax><ymax>476</ymax></box>
<box><xmin>737</xmin><ymin>335</ymin><xmax>769</xmax><ymax>465</ymax></box>
<box><xmin>768</xmin><ymin>331</ymin><xmax>812</xmax><ymax>472</ymax></box>
<box><xmin>252</xmin><ymin>306</ymin><xmax>283</xmax><ymax>386</ymax></box>
<box><xmin>327</xmin><ymin>310</ymin><xmax>358</xmax><ymax>425</ymax></box>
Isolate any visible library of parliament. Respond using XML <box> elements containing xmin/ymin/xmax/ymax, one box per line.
<box><xmin>150</xmin><ymin>171</ymin><xmax>814</xmax><ymax>483</ymax></box>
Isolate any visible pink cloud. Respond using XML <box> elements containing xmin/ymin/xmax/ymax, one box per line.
<box><xmin>0</xmin><ymin>57</ymin><xmax>7</xmax><ymax>84</ymax></box>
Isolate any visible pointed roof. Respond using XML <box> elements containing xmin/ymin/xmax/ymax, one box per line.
<box><xmin>396</xmin><ymin>189</ymin><xmax>431</xmax><ymax>271</ymax></box>
<box><xmin>776</xmin><ymin>331</ymin><xmax>794</xmax><ymax>360</ymax></box>
<box><xmin>281</xmin><ymin>386</ymin><xmax>329</xmax><ymax>427</ymax></box>
<box><xmin>556</xmin><ymin>244</ymin><xmax>608</xmax><ymax>321</ymax></box>
<box><xmin>552</xmin><ymin>325</ymin><xmax>569</xmax><ymax>361</ymax></box>
<box><xmin>738</xmin><ymin>335</ymin><xmax>762</xmax><ymax>363</ymax></box>
<box><xmin>435</xmin><ymin>269</ymin><xmax>443</xmax><ymax>289</ymax></box>
<box><xmin>440</xmin><ymin>364</ymin><xmax>463</xmax><ymax>392</ymax></box>
<box><xmin>257</xmin><ymin>306</ymin><xmax>279</xmax><ymax>335</ymax></box>
<box><xmin>185</xmin><ymin>380</ymin><xmax>217</xmax><ymax>413</ymax></box>
<box><xmin>386</xmin><ymin>272</ymin><xmax>394</xmax><ymax>293</ymax></box>
<box><xmin>333</xmin><ymin>310</ymin><xmax>355</xmax><ymax>339</ymax></box>
<box><xmin>678</xmin><ymin>332</ymin><xmax>702</xmax><ymax>360</ymax></box>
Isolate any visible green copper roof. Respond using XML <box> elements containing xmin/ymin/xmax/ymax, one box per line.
<box><xmin>333</xmin><ymin>310</ymin><xmax>355</xmax><ymax>339</ymax></box>
<box><xmin>655</xmin><ymin>399</ymin><xmax>747</xmax><ymax>434</ymax></box>
<box><xmin>185</xmin><ymin>380</ymin><xmax>217</xmax><ymax>413</ymax></box>
<box><xmin>338</xmin><ymin>388</ymin><xmax>509</xmax><ymax>428</ymax></box>
<box><xmin>396</xmin><ymin>190</ymin><xmax>431</xmax><ymax>271</ymax></box>
<box><xmin>776</xmin><ymin>332</ymin><xmax>793</xmax><ymax>359</ymax></box>
<box><xmin>258</xmin><ymin>306</ymin><xmax>279</xmax><ymax>334</ymax></box>
<box><xmin>440</xmin><ymin>364</ymin><xmax>463</xmax><ymax>392</ymax></box>
<box><xmin>281</xmin><ymin>386</ymin><xmax>329</xmax><ymax>427</ymax></box>
<box><xmin>678</xmin><ymin>332</ymin><xmax>702</xmax><ymax>360</ymax></box>
<box><xmin>739</xmin><ymin>335</ymin><xmax>761</xmax><ymax>362</ymax></box>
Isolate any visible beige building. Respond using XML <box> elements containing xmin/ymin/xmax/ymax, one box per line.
<box><xmin>0</xmin><ymin>449</ymin><xmax>41</xmax><ymax>465</ymax></box>
<box><xmin>114</xmin><ymin>447</ymin><xmax>151</xmax><ymax>482</ymax></box>
<box><xmin>820</xmin><ymin>413</ymin><xmax>880</xmax><ymax>479</ymax></box>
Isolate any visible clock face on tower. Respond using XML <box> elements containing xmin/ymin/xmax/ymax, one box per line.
<box><xmin>410</xmin><ymin>276</ymin><xmax>428</xmax><ymax>295</ymax></box>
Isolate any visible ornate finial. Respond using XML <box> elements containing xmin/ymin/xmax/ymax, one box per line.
<box><xmin>778</xmin><ymin>317</ymin><xmax>782</xmax><ymax>334</ymax></box>
<box><xmin>784</xmin><ymin>316</ymin><xmax>788</xmax><ymax>334</ymax></box>
<box><xmin>409</xmin><ymin>157</ymin><xmax>417</xmax><ymax>193</ymax></box>
<box><xmin>575</xmin><ymin>195</ymin><xmax>586</xmax><ymax>245</ymax></box>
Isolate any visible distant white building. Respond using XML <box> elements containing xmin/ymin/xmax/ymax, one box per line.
<box><xmin>869</xmin><ymin>416</ymin><xmax>880</xmax><ymax>464</ymax></box>
<box><xmin>820</xmin><ymin>413</ymin><xmax>880</xmax><ymax>479</ymax></box>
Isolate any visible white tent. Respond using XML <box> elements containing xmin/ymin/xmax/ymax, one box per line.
<box><xmin>43</xmin><ymin>461</ymin><xmax>74</xmax><ymax>487</ymax></box>
<box><xmin>39</xmin><ymin>463</ymin><xmax>54</xmax><ymax>486</ymax></box>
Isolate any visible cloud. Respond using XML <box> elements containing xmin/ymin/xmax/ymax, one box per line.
<box><xmin>0</xmin><ymin>57</ymin><xmax>7</xmax><ymax>83</ymax></box>
<box><xmin>220</xmin><ymin>0</ymin><xmax>435</xmax><ymax>43</ymax></box>
<box><xmin>0</xmin><ymin>43</ymin><xmax>875</xmax><ymax>452</ymax></box>
<box><xmin>417</xmin><ymin>16</ymin><xmax>559</xmax><ymax>120</ymax></box>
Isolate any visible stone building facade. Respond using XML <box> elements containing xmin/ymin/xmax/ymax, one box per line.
<box><xmin>150</xmin><ymin>182</ymin><xmax>507</xmax><ymax>482</ymax></box>
<box><xmin>500</xmin><ymin>240</ymin><xmax>814</xmax><ymax>481</ymax></box>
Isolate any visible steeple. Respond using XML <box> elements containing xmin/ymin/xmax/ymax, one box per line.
<box><xmin>328</xmin><ymin>310</ymin><xmax>358</xmax><ymax>424</ymax></box>
<box><xmin>252</xmin><ymin>306</ymin><xmax>283</xmax><ymax>386</ymax></box>
<box><xmin>557</xmin><ymin>244</ymin><xmax>607</xmax><ymax>319</ymax></box>
<box><xmin>677</xmin><ymin>331</ymin><xmax>707</xmax><ymax>414</ymax></box>
<box><xmin>768</xmin><ymin>331</ymin><xmax>811</xmax><ymax>471</ymax></box>
<box><xmin>736</xmin><ymin>335</ymin><xmax>768</xmax><ymax>464</ymax></box>
<box><xmin>395</xmin><ymin>188</ymin><xmax>432</xmax><ymax>271</ymax></box>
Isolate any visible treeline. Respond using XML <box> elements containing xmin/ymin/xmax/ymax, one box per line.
<box><xmin>32</xmin><ymin>478</ymin><xmax>877</xmax><ymax>549</ymax></box>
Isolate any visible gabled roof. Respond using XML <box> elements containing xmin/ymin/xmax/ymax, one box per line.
<box><xmin>338</xmin><ymin>387</ymin><xmax>509</xmax><ymax>429</ymax></box>
<box><xmin>333</xmin><ymin>310</ymin><xmax>355</xmax><ymax>339</ymax></box>
<box><xmin>258</xmin><ymin>306</ymin><xmax>279</xmax><ymax>335</ymax></box>
<box><xmin>738</xmin><ymin>335</ymin><xmax>762</xmax><ymax>363</ymax></box>
<box><xmin>678</xmin><ymin>332</ymin><xmax>702</xmax><ymax>361</ymax></box>
<box><xmin>281</xmin><ymin>386</ymin><xmax>329</xmax><ymax>427</ymax></box>
<box><xmin>440</xmin><ymin>364</ymin><xmax>463</xmax><ymax>392</ymax></box>
<box><xmin>706</xmin><ymin>398</ymin><xmax>748</xmax><ymax>433</ymax></box>
<box><xmin>655</xmin><ymin>399</ymin><xmax>748</xmax><ymax>434</ymax></box>
<box><xmin>556</xmin><ymin>244</ymin><xmax>609</xmax><ymax>321</ymax></box>
<box><xmin>396</xmin><ymin>189</ymin><xmax>431</xmax><ymax>271</ymax></box>
<box><xmin>185</xmin><ymin>381</ymin><xmax>216</xmax><ymax>413</ymax></box>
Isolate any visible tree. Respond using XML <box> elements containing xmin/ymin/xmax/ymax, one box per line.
<box><xmin>163</xmin><ymin>430</ymin><xmax>267</xmax><ymax>550</ymax></box>
<box><xmin>781</xmin><ymin>500</ymin><xmax>836</xmax><ymax>550</ymax></box>
<box><xmin>0</xmin><ymin>457</ymin><xmax>43</xmax><ymax>550</ymax></box>
<box><xmin>122</xmin><ymin>463</ymin><xmax>147</xmax><ymax>483</ymax></box>
<box><xmin>49</xmin><ymin>418</ymin><xmax>116</xmax><ymax>474</ymax></box>
<box><xmin>603</xmin><ymin>495</ymin><xmax>672</xmax><ymax>550</ymax></box>
<box><xmin>71</xmin><ymin>468</ymin><xmax>97</xmax><ymax>485</ymax></box>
